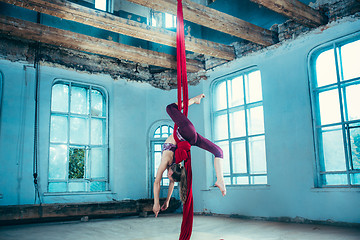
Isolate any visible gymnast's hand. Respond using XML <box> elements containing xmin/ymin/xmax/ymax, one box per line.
<box><xmin>161</xmin><ymin>201</ymin><xmax>169</xmax><ymax>211</ymax></box>
<box><xmin>153</xmin><ymin>203</ymin><xmax>160</xmax><ymax>217</ymax></box>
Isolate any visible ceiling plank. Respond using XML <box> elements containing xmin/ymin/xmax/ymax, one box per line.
<box><xmin>249</xmin><ymin>0</ymin><xmax>327</xmax><ymax>27</ymax></box>
<box><xmin>1</xmin><ymin>0</ymin><xmax>234</xmax><ymax>61</ymax></box>
<box><xmin>0</xmin><ymin>15</ymin><xmax>204</xmax><ymax>72</ymax></box>
<box><xmin>127</xmin><ymin>0</ymin><xmax>278</xmax><ymax>46</ymax></box>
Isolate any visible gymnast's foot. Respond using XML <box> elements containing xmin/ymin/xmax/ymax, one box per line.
<box><xmin>193</xmin><ymin>94</ymin><xmax>205</xmax><ymax>104</ymax></box>
<box><xmin>215</xmin><ymin>179</ymin><xmax>226</xmax><ymax>196</ymax></box>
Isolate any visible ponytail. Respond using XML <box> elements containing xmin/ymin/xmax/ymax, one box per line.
<box><xmin>170</xmin><ymin>164</ymin><xmax>188</xmax><ymax>204</ymax></box>
<box><xmin>179</xmin><ymin>166</ymin><xmax>187</xmax><ymax>204</ymax></box>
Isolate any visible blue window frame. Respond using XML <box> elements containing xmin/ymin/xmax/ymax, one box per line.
<box><xmin>211</xmin><ymin>68</ymin><xmax>267</xmax><ymax>185</ymax></box>
<box><xmin>151</xmin><ymin>124</ymin><xmax>174</xmax><ymax>187</ymax></box>
<box><xmin>309</xmin><ymin>35</ymin><xmax>360</xmax><ymax>187</ymax></box>
<box><xmin>48</xmin><ymin>80</ymin><xmax>109</xmax><ymax>192</ymax></box>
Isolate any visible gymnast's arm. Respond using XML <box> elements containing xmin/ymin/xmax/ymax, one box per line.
<box><xmin>153</xmin><ymin>154</ymin><xmax>169</xmax><ymax>217</ymax></box>
<box><xmin>161</xmin><ymin>180</ymin><xmax>174</xmax><ymax>211</ymax></box>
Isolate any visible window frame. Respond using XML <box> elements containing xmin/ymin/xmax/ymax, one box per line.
<box><xmin>210</xmin><ymin>67</ymin><xmax>268</xmax><ymax>186</ymax></box>
<box><xmin>47</xmin><ymin>79</ymin><xmax>110</xmax><ymax>193</ymax></box>
<box><xmin>150</xmin><ymin>124</ymin><xmax>174</xmax><ymax>187</ymax></box>
<box><xmin>308</xmin><ymin>33</ymin><xmax>360</xmax><ymax>188</ymax></box>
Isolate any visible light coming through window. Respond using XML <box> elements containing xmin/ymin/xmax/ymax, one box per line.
<box><xmin>310</xmin><ymin>37</ymin><xmax>360</xmax><ymax>187</ymax></box>
<box><xmin>48</xmin><ymin>81</ymin><xmax>108</xmax><ymax>192</ymax></box>
<box><xmin>212</xmin><ymin>69</ymin><xmax>267</xmax><ymax>185</ymax></box>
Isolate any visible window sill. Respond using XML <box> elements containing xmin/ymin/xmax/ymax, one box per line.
<box><xmin>311</xmin><ymin>187</ymin><xmax>360</xmax><ymax>192</ymax></box>
<box><xmin>43</xmin><ymin>191</ymin><xmax>113</xmax><ymax>196</ymax></box>
<box><xmin>202</xmin><ymin>184</ymin><xmax>270</xmax><ymax>191</ymax></box>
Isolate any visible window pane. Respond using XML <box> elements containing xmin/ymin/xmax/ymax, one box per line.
<box><xmin>70</xmin><ymin>117</ymin><xmax>89</xmax><ymax>144</ymax></box>
<box><xmin>217</xmin><ymin>141</ymin><xmax>230</xmax><ymax>175</ymax></box>
<box><xmin>69</xmin><ymin>182</ymin><xmax>85</xmax><ymax>192</ymax></box>
<box><xmin>214</xmin><ymin>81</ymin><xmax>227</xmax><ymax>111</ymax></box>
<box><xmin>228</xmin><ymin>76</ymin><xmax>244</xmax><ymax>107</ymax></box>
<box><xmin>90</xmin><ymin>181</ymin><xmax>106</xmax><ymax>191</ymax></box>
<box><xmin>315</xmin><ymin>49</ymin><xmax>337</xmax><ymax>87</ymax></box>
<box><xmin>154</xmin><ymin>144</ymin><xmax>162</xmax><ymax>152</ymax></box>
<box><xmin>69</xmin><ymin>148</ymin><xmax>85</xmax><ymax>179</ymax></box>
<box><xmin>95</xmin><ymin>0</ymin><xmax>106</xmax><ymax>11</ymax></box>
<box><xmin>350</xmin><ymin>127</ymin><xmax>360</xmax><ymax>170</ymax></box>
<box><xmin>91</xmin><ymin>89</ymin><xmax>105</xmax><ymax>117</ymax></box>
<box><xmin>161</xmin><ymin>125</ymin><xmax>169</xmax><ymax>138</ymax></box>
<box><xmin>318</xmin><ymin>89</ymin><xmax>341</xmax><ymax>125</ymax></box>
<box><xmin>214</xmin><ymin>114</ymin><xmax>229</xmax><ymax>140</ymax></box>
<box><xmin>320</xmin><ymin>126</ymin><xmax>346</xmax><ymax>171</ymax></box>
<box><xmin>247</xmin><ymin>106</ymin><xmax>265</xmax><ymax>135</ymax></box>
<box><xmin>224</xmin><ymin>177</ymin><xmax>231</xmax><ymax>185</ymax></box>
<box><xmin>251</xmin><ymin>176</ymin><xmax>267</xmax><ymax>184</ymax></box>
<box><xmin>229</xmin><ymin>110</ymin><xmax>246</xmax><ymax>138</ymax></box>
<box><xmin>345</xmin><ymin>84</ymin><xmax>360</xmax><ymax>121</ymax></box>
<box><xmin>90</xmin><ymin>148</ymin><xmax>106</xmax><ymax>178</ymax></box>
<box><xmin>48</xmin><ymin>182</ymin><xmax>67</xmax><ymax>192</ymax></box>
<box><xmin>49</xmin><ymin>144</ymin><xmax>67</xmax><ymax>180</ymax></box>
<box><xmin>165</xmin><ymin>13</ymin><xmax>175</xmax><ymax>28</ymax></box>
<box><xmin>321</xmin><ymin>174</ymin><xmax>348</xmax><ymax>186</ymax></box>
<box><xmin>162</xmin><ymin>178</ymin><xmax>169</xmax><ymax>186</ymax></box>
<box><xmin>350</xmin><ymin>173</ymin><xmax>360</xmax><ymax>185</ymax></box>
<box><xmin>246</xmin><ymin>71</ymin><xmax>262</xmax><ymax>103</ymax></box>
<box><xmin>91</xmin><ymin>119</ymin><xmax>105</xmax><ymax>145</ymax></box>
<box><xmin>231</xmin><ymin>140</ymin><xmax>247</xmax><ymax>174</ymax></box>
<box><xmin>154</xmin><ymin>152</ymin><xmax>162</xmax><ymax>175</ymax></box>
<box><xmin>341</xmin><ymin>40</ymin><xmax>360</xmax><ymax>81</ymax></box>
<box><xmin>71</xmin><ymin>86</ymin><xmax>89</xmax><ymax>115</ymax></box>
<box><xmin>51</xmin><ymin>84</ymin><xmax>69</xmax><ymax>112</ymax></box>
<box><xmin>234</xmin><ymin>176</ymin><xmax>248</xmax><ymax>185</ymax></box>
<box><xmin>249</xmin><ymin>136</ymin><xmax>267</xmax><ymax>174</ymax></box>
<box><xmin>50</xmin><ymin>115</ymin><xmax>68</xmax><ymax>143</ymax></box>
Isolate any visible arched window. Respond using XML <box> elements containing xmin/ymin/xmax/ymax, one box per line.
<box><xmin>211</xmin><ymin>68</ymin><xmax>267</xmax><ymax>185</ymax></box>
<box><xmin>150</xmin><ymin>124</ymin><xmax>174</xmax><ymax>187</ymax></box>
<box><xmin>309</xmin><ymin>36</ymin><xmax>360</xmax><ymax>187</ymax></box>
<box><xmin>48</xmin><ymin>80</ymin><xmax>109</xmax><ymax>193</ymax></box>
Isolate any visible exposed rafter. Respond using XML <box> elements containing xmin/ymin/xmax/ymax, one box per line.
<box><xmin>127</xmin><ymin>0</ymin><xmax>278</xmax><ymax>46</ymax></box>
<box><xmin>0</xmin><ymin>0</ymin><xmax>235</xmax><ymax>61</ymax></box>
<box><xmin>0</xmin><ymin>15</ymin><xmax>204</xmax><ymax>72</ymax></box>
<box><xmin>249</xmin><ymin>0</ymin><xmax>328</xmax><ymax>28</ymax></box>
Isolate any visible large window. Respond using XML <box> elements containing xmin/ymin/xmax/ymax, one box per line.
<box><xmin>150</xmin><ymin>124</ymin><xmax>174</xmax><ymax>187</ymax></box>
<box><xmin>212</xmin><ymin>69</ymin><xmax>267</xmax><ymax>185</ymax></box>
<box><xmin>48</xmin><ymin>81</ymin><xmax>108</xmax><ymax>192</ymax></box>
<box><xmin>310</xmin><ymin>36</ymin><xmax>360</xmax><ymax>187</ymax></box>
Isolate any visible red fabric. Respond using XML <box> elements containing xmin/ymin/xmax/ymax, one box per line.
<box><xmin>175</xmin><ymin>1</ymin><xmax>193</xmax><ymax>239</ymax></box>
<box><xmin>175</xmin><ymin>141</ymin><xmax>191</xmax><ymax>163</ymax></box>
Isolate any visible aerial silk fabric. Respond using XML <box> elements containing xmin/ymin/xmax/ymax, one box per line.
<box><xmin>174</xmin><ymin>1</ymin><xmax>193</xmax><ymax>240</ymax></box>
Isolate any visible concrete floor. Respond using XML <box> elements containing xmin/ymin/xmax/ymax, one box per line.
<box><xmin>1</xmin><ymin>214</ymin><xmax>359</xmax><ymax>240</ymax></box>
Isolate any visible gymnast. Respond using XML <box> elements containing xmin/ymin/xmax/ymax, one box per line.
<box><xmin>153</xmin><ymin>94</ymin><xmax>226</xmax><ymax>217</ymax></box>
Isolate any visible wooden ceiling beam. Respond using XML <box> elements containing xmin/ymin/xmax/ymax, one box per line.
<box><xmin>0</xmin><ymin>15</ymin><xmax>204</xmax><ymax>72</ymax></box>
<box><xmin>0</xmin><ymin>0</ymin><xmax>234</xmax><ymax>61</ymax></box>
<box><xmin>249</xmin><ymin>0</ymin><xmax>328</xmax><ymax>28</ymax></box>
<box><xmin>127</xmin><ymin>0</ymin><xmax>278</xmax><ymax>46</ymax></box>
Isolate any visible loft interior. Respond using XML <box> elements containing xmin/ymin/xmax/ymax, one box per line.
<box><xmin>0</xmin><ymin>0</ymin><xmax>359</xmax><ymax>237</ymax></box>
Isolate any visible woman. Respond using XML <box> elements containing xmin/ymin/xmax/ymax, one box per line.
<box><xmin>153</xmin><ymin>94</ymin><xmax>226</xmax><ymax>217</ymax></box>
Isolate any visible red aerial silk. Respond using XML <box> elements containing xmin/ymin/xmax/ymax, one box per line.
<box><xmin>174</xmin><ymin>0</ymin><xmax>193</xmax><ymax>240</ymax></box>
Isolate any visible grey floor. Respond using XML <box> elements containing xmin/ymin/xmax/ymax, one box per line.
<box><xmin>1</xmin><ymin>214</ymin><xmax>359</xmax><ymax>240</ymax></box>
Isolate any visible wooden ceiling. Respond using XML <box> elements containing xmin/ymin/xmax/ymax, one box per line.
<box><xmin>0</xmin><ymin>0</ymin><xmax>327</xmax><ymax>73</ymax></box>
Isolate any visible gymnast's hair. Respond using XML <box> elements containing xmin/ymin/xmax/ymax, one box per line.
<box><xmin>170</xmin><ymin>163</ymin><xmax>187</xmax><ymax>203</ymax></box>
